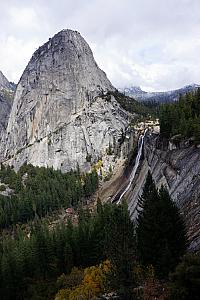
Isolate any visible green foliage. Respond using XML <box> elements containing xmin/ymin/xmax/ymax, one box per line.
<box><xmin>56</xmin><ymin>267</ymin><xmax>84</xmax><ymax>290</ymax></box>
<box><xmin>24</xmin><ymin>280</ymin><xmax>57</xmax><ymax>300</ymax></box>
<box><xmin>160</xmin><ymin>88</ymin><xmax>200</xmax><ymax>142</ymax></box>
<box><xmin>48</xmin><ymin>137</ymin><xmax>52</xmax><ymax>145</ymax></box>
<box><xmin>0</xmin><ymin>89</ymin><xmax>14</xmax><ymax>102</ymax></box>
<box><xmin>106</xmin><ymin>142</ymin><xmax>113</xmax><ymax>155</ymax></box>
<box><xmin>136</xmin><ymin>172</ymin><xmax>187</xmax><ymax>279</ymax></box>
<box><xmin>107</xmin><ymin>90</ymin><xmax>158</xmax><ymax>118</ymax></box>
<box><xmin>0</xmin><ymin>201</ymin><xmax>136</xmax><ymax>300</ymax></box>
<box><xmin>86</xmin><ymin>154</ymin><xmax>92</xmax><ymax>162</ymax></box>
<box><xmin>169</xmin><ymin>251</ymin><xmax>200</xmax><ymax>300</ymax></box>
<box><xmin>104</xmin><ymin>201</ymin><xmax>136</xmax><ymax>299</ymax></box>
<box><xmin>0</xmin><ymin>164</ymin><xmax>99</xmax><ymax>228</ymax></box>
<box><xmin>0</xmin><ymin>164</ymin><xmax>194</xmax><ymax>299</ymax></box>
<box><xmin>0</xmin><ymin>184</ymin><xmax>6</xmax><ymax>191</ymax></box>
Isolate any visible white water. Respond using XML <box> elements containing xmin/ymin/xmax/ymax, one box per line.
<box><xmin>117</xmin><ymin>129</ymin><xmax>147</xmax><ymax>205</ymax></box>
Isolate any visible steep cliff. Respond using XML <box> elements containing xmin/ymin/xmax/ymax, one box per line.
<box><xmin>0</xmin><ymin>30</ymin><xmax>132</xmax><ymax>172</ymax></box>
<box><xmin>0</xmin><ymin>71</ymin><xmax>14</xmax><ymax>136</ymax></box>
<box><xmin>0</xmin><ymin>94</ymin><xmax>12</xmax><ymax>136</ymax></box>
<box><xmin>0</xmin><ymin>70</ymin><xmax>12</xmax><ymax>90</ymax></box>
<box><xmin>127</xmin><ymin>133</ymin><xmax>200</xmax><ymax>250</ymax></box>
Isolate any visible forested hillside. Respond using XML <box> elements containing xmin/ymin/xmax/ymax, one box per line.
<box><xmin>0</xmin><ymin>201</ymin><xmax>135</xmax><ymax>299</ymax></box>
<box><xmin>107</xmin><ymin>90</ymin><xmax>159</xmax><ymax>119</ymax></box>
<box><xmin>0</xmin><ymin>164</ymin><xmax>98</xmax><ymax>228</ymax></box>
<box><xmin>0</xmin><ymin>165</ymin><xmax>196</xmax><ymax>300</ymax></box>
<box><xmin>160</xmin><ymin>88</ymin><xmax>200</xmax><ymax>141</ymax></box>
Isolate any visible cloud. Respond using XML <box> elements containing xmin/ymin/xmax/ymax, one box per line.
<box><xmin>9</xmin><ymin>6</ymin><xmax>39</xmax><ymax>30</ymax></box>
<box><xmin>0</xmin><ymin>0</ymin><xmax>200</xmax><ymax>91</ymax></box>
<box><xmin>0</xmin><ymin>35</ymin><xmax>39</xmax><ymax>82</ymax></box>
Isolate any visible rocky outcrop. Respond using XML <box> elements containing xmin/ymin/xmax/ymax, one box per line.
<box><xmin>0</xmin><ymin>30</ymin><xmax>132</xmax><ymax>172</ymax></box>
<box><xmin>0</xmin><ymin>71</ymin><xmax>14</xmax><ymax>136</ymax></box>
<box><xmin>0</xmin><ymin>70</ymin><xmax>12</xmax><ymax>90</ymax></box>
<box><xmin>127</xmin><ymin>133</ymin><xmax>200</xmax><ymax>250</ymax></box>
<box><xmin>0</xmin><ymin>94</ymin><xmax>12</xmax><ymax>136</ymax></box>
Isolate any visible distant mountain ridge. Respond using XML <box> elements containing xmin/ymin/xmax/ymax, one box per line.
<box><xmin>120</xmin><ymin>84</ymin><xmax>200</xmax><ymax>102</ymax></box>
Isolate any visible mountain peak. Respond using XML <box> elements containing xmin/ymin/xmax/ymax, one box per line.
<box><xmin>183</xmin><ymin>83</ymin><xmax>200</xmax><ymax>89</ymax></box>
<box><xmin>124</xmin><ymin>86</ymin><xmax>144</xmax><ymax>93</ymax></box>
<box><xmin>0</xmin><ymin>30</ymin><xmax>130</xmax><ymax>173</ymax></box>
<box><xmin>32</xmin><ymin>29</ymin><xmax>90</xmax><ymax>60</ymax></box>
<box><xmin>55</xmin><ymin>29</ymin><xmax>81</xmax><ymax>36</ymax></box>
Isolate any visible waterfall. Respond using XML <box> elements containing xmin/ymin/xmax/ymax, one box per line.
<box><xmin>116</xmin><ymin>129</ymin><xmax>147</xmax><ymax>205</ymax></box>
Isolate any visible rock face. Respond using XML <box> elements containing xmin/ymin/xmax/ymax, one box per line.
<box><xmin>0</xmin><ymin>94</ymin><xmax>12</xmax><ymax>135</ymax></box>
<box><xmin>0</xmin><ymin>70</ymin><xmax>12</xmax><ymax>90</ymax></box>
<box><xmin>0</xmin><ymin>71</ymin><xmax>14</xmax><ymax>136</ymax></box>
<box><xmin>127</xmin><ymin>133</ymin><xmax>200</xmax><ymax>250</ymax></box>
<box><xmin>0</xmin><ymin>30</ymin><xmax>131</xmax><ymax>172</ymax></box>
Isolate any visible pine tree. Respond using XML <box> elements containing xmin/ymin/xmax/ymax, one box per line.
<box><xmin>88</xmin><ymin>199</ymin><xmax>107</xmax><ymax>265</ymax></box>
<box><xmin>169</xmin><ymin>251</ymin><xmax>200</xmax><ymax>300</ymax></box>
<box><xmin>136</xmin><ymin>172</ymin><xmax>160</xmax><ymax>272</ymax></box>
<box><xmin>160</xmin><ymin>88</ymin><xmax>200</xmax><ymax>142</ymax></box>
<box><xmin>136</xmin><ymin>172</ymin><xmax>187</xmax><ymax>278</ymax></box>
<box><xmin>105</xmin><ymin>202</ymin><xmax>136</xmax><ymax>300</ymax></box>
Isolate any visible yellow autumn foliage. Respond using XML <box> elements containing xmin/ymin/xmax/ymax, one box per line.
<box><xmin>96</xmin><ymin>160</ymin><xmax>103</xmax><ymax>170</ymax></box>
<box><xmin>69</xmin><ymin>284</ymin><xmax>97</xmax><ymax>300</ymax></box>
<box><xmin>55</xmin><ymin>288</ymin><xmax>71</xmax><ymax>300</ymax></box>
<box><xmin>55</xmin><ymin>260</ymin><xmax>111</xmax><ymax>300</ymax></box>
<box><xmin>92</xmin><ymin>160</ymin><xmax>103</xmax><ymax>174</ymax></box>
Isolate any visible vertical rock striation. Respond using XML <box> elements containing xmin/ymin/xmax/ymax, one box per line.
<box><xmin>0</xmin><ymin>30</ymin><xmax>131</xmax><ymax>171</ymax></box>
<box><xmin>0</xmin><ymin>70</ymin><xmax>12</xmax><ymax>90</ymax></box>
<box><xmin>0</xmin><ymin>71</ymin><xmax>14</xmax><ymax>136</ymax></box>
<box><xmin>127</xmin><ymin>133</ymin><xmax>200</xmax><ymax>251</ymax></box>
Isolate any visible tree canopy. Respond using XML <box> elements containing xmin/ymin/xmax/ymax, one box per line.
<box><xmin>160</xmin><ymin>88</ymin><xmax>200</xmax><ymax>142</ymax></box>
<box><xmin>136</xmin><ymin>171</ymin><xmax>187</xmax><ymax>278</ymax></box>
<box><xmin>0</xmin><ymin>163</ymin><xmax>98</xmax><ymax>228</ymax></box>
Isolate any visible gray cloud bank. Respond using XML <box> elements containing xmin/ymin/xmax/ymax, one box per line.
<box><xmin>0</xmin><ymin>0</ymin><xmax>200</xmax><ymax>91</ymax></box>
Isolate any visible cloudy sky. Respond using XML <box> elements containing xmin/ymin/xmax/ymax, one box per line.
<box><xmin>0</xmin><ymin>0</ymin><xmax>200</xmax><ymax>91</ymax></box>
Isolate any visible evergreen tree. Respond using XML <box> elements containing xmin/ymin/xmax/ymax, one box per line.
<box><xmin>136</xmin><ymin>172</ymin><xmax>187</xmax><ymax>278</ymax></box>
<box><xmin>169</xmin><ymin>251</ymin><xmax>200</xmax><ymax>300</ymax></box>
<box><xmin>105</xmin><ymin>202</ymin><xmax>136</xmax><ymax>300</ymax></box>
<box><xmin>0</xmin><ymin>163</ymin><xmax>99</xmax><ymax>228</ymax></box>
<box><xmin>160</xmin><ymin>88</ymin><xmax>200</xmax><ymax>142</ymax></box>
